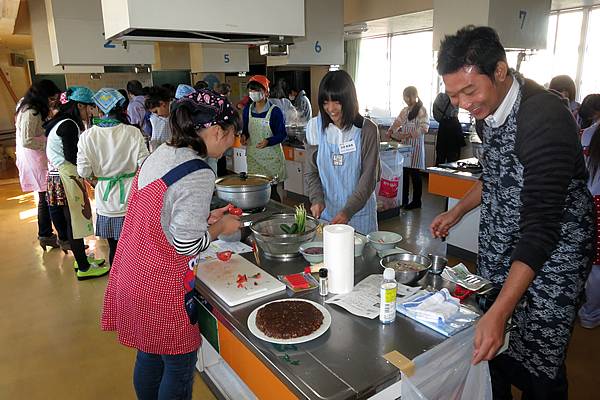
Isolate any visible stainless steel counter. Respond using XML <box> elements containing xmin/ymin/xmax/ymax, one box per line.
<box><xmin>194</xmin><ymin>204</ymin><xmax>454</xmax><ymax>399</ymax></box>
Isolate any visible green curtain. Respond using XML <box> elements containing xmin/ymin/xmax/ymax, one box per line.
<box><xmin>345</xmin><ymin>39</ymin><xmax>361</xmax><ymax>83</ymax></box>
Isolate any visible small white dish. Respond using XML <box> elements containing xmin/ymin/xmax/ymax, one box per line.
<box><xmin>367</xmin><ymin>231</ymin><xmax>403</xmax><ymax>251</ymax></box>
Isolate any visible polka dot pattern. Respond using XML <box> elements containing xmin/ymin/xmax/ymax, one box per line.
<box><xmin>102</xmin><ymin>173</ymin><xmax>201</xmax><ymax>355</ymax></box>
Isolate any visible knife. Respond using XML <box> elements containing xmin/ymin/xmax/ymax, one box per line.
<box><xmin>251</xmin><ymin>240</ymin><xmax>261</xmax><ymax>267</ymax></box>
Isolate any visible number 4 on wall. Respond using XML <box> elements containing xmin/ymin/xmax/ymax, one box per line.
<box><xmin>519</xmin><ymin>11</ymin><xmax>527</xmax><ymax>29</ymax></box>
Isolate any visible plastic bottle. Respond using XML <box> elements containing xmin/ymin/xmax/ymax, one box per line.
<box><xmin>379</xmin><ymin>268</ymin><xmax>397</xmax><ymax>324</ymax></box>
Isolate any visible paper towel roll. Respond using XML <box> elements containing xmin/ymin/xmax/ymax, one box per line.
<box><xmin>324</xmin><ymin>224</ymin><xmax>355</xmax><ymax>294</ymax></box>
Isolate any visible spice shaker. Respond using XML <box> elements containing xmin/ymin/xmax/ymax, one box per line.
<box><xmin>319</xmin><ymin>268</ymin><xmax>328</xmax><ymax>296</ymax></box>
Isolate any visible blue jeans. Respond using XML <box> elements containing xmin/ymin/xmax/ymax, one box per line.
<box><xmin>133</xmin><ymin>349</ymin><xmax>198</xmax><ymax>400</ymax></box>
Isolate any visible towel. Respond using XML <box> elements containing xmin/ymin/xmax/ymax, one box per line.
<box><xmin>402</xmin><ymin>288</ymin><xmax>460</xmax><ymax>323</ymax></box>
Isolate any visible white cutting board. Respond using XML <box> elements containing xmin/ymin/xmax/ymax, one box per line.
<box><xmin>196</xmin><ymin>254</ymin><xmax>285</xmax><ymax>307</ymax></box>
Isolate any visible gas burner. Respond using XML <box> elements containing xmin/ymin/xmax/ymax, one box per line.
<box><xmin>242</xmin><ymin>206</ymin><xmax>267</xmax><ymax>215</ymax></box>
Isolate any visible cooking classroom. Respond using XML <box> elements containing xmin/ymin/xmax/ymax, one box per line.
<box><xmin>1</xmin><ymin>0</ymin><xmax>600</xmax><ymax>399</ymax></box>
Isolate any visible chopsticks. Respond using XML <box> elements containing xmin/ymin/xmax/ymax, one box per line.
<box><xmin>251</xmin><ymin>240</ymin><xmax>261</xmax><ymax>267</ymax></box>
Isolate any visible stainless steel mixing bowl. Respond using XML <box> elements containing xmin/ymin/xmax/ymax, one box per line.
<box><xmin>379</xmin><ymin>253</ymin><xmax>432</xmax><ymax>284</ymax></box>
<box><xmin>250</xmin><ymin>213</ymin><xmax>319</xmax><ymax>259</ymax></box>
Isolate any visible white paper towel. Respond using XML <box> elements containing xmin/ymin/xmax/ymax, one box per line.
<box><xmin>324</xmin><ymin>224</ymin><xmax>355</xmax><ymax>294</ymax></box>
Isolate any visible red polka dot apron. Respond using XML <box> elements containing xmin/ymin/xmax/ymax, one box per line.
<box><xmin>102</xmin><ymin>159</ymin><xmax>211</xmax><ymax>355</ymax></box>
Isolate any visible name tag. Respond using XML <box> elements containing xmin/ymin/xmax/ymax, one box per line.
<box><xmin>333</xmin><ymin>154</ymin><xmax>344</xmax><ymax>166</ymax></box>
<box><xmin>339</xmin><ymin>140</ymin><xmax>356</xmax><ymax>154</ymax></box>
<box><xmin>260</xmin><ymin>119</ymin><xmax>270</xmax><ymax>127</ymax></box>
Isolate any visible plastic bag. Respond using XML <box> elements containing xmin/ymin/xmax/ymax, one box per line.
<box><xmin>400</xmin><ymin>326</ymin><xmax>492</xmax><ymax>400</ymax></box>
<box><xmin>376</xmin><ymin>150</ymin><xmax>404</xmax><ymax>211</ymax></box>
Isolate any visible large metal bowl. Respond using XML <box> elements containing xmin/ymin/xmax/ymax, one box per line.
<box><xmin>250</xmin><ymin>213</ymin><xmax>319</xmax><ymax>259</ymax></box>
<box><xmin>215</xmin><ymin>172</ymin><xmax>275</xmax><ymax>211</ymax></box>
<box><xmin>380</xmin><ymin>253</ymin><xmax>432</xmax><ymax>284</ymax></box>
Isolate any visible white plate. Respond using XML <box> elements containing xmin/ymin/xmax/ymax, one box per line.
<box><xmin>247</xmin><ymin>299</ymin><xmax>332</xmax><ymax>344</ymax></box>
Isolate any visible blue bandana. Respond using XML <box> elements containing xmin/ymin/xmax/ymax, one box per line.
<box><xmin>175</xmin><ymin>84</ymin><xmax>195</xmax><ymax>99</ymax></box>
<box><xmin>93</xmin><ymin>88</ymin><xmax>126</xmax><ymax>114</ymax></box>
<box><xmin>65</xmin><ymin>86</ymin><xmax>94</xmax><ymax>104</ymax></box>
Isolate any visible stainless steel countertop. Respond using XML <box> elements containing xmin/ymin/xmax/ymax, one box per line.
<box><xmin>194</xmin><ymin>204</ymin><xmax>455</xmax><ymax>399</ymax></box>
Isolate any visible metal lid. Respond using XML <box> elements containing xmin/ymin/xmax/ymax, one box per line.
<box><xmin>215</xmin><ymin>172</ymin><xmax>273</xmax><ymax>187</ymax></box>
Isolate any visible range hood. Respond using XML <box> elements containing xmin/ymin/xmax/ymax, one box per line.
<box><xmin>100</xmin><ymin>0</ymin><xmax>305</xmax><ymax>44</ymax></box>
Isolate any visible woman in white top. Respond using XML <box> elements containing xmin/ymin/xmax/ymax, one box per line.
<box><xmin>15</xmin><ymin>80</ymin><xmax>65</xmax><ymax>250</ymax></box>
<box><xmin>386</xmin><ymin>86</ymin><xmax>429</xmax><ymax>209</ymax></box>
<box><xmin>77</xmin><ymin>88</ymin><xmax>149</xmax><ymax>266</ymax></box>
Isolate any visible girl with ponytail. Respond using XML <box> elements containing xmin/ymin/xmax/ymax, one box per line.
<box><xmin>386</xmin><ymin>86</ymin><xmax>429</xmax><ymax>209</ymax></box>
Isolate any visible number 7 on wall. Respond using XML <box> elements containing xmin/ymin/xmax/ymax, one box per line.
<box><xmin>519</xmin><ymin>11</ymin><xmax>527</xmax><ymax>29</ymax></box>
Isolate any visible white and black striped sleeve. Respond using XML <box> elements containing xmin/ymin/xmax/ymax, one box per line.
<box><xmin>173</xmin><ymin>232</ymin><xmax>212</xmax><ymax>256</ymax></box>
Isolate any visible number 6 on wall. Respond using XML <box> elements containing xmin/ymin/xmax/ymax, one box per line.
<box><xmin>315</xmin><ymin>41</ymin><xmax>322</xmax><ymax>53</ymax></box>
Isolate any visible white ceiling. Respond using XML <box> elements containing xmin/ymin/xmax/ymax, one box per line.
<box><xmin>1</xmin><ymin>0</ymin><xmax>600</xmax><ymax>50</ymax></box>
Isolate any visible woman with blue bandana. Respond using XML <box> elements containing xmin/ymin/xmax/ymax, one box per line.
<box><xmin>44</xmin><ymin>86</ymin><xmax>110</xmax><ymax>280</ymax></box>
<box><xmin>77</xmin><ymin>88</ymin><xmax>149</xmax><ymax>267</ymax></box>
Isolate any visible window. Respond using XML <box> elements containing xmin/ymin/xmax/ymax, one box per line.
<box><xmin>356</xmin><ymin>31</ymin><xmax>434</xmax><ymax>119</ymax></box>
<box><xmin>354</xmin><ymin>7</ymin><xmax>600</xmax><ymax>118</ymax></box>
<box><xmin>390</xmin><ymin>32</ymin><xmax>435</xmax><ymax>118</ymax></box>
<box><xmin>355</xmin><ymin>36</ymin><xmax>389</xmax><ymax>116</ymax></box>
<box><xmin>580</xmin><ymin>7</ymin><xmax>600</xmax><ymax>98</ymax></box>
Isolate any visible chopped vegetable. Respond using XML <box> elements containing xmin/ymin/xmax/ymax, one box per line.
<box><xmin>289</xmin><ymin>223</ymin><xmax>298</xmax><ymax>233</ymax></box>
<box><xmin>217</xmin><ymin>251</ymin><xmax>232</xmax><ymax>261</ymax></box>
<box><xmin>237</xmin><ymin>283</ymin><xmax>244</xmax><ymax>289</ymax></box>
<box><xmin>250</xmin><ymin>272</ymin><xmax>261</xmax><ymax>279</ymax></box>
<box><xmin>230</xmin><ymin>207</ymin><xmax>243</xmax><ymax>216</ymax></box>
<box><xmin>236</xmin><ymin>274</ymin><xmax>247</xmax><ymax>284</ymax></box>
<box><xmin>295</xmin><ymin>204</ymin><xmax>306</xmax><ymax>233</ymax></box>
<box><xmin>378</xmin><ymin>238</ymin><xmax>385</xmax><ymax>243</ymax></box>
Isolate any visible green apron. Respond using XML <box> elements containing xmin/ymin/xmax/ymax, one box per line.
<box><xmin>246</xmin><ymin>105</ymin><xmax>288</xmax><ymax>183</ymax></box>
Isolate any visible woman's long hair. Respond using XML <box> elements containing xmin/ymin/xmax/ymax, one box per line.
<box><xmin>169</xmin><ymin>106</ymin><xmax>242</xmax><ymax>157</ymax></box>
<box><xmin>16</xmin><ymin>80</ymin><xmax>61</xmax><ymax>120</ymax></box>
<box><xmin>404</xmin><ymin>86</ymin><xmax>423</xmax><ymax>121</ymax></box>
<box><xmin>57</xmin><ymin>101</ymin><xmax>86</xmax><ymax>131</ymax></box>
<box><xmin>318</xmin><ymin>70</ymin><xmax>360</xmax><ymax>132</ymax></box>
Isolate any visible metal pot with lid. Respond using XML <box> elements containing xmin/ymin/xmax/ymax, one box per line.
<box><xmin>215</xmin><ymin>172</ymin><xmax>276</xmax><ymax>210</ymax></box>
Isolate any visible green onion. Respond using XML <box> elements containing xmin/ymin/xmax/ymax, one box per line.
<box><xmin>295</xmin><ymin>204</ymin><xmax>306</xmax><ymax>233</ymax></box>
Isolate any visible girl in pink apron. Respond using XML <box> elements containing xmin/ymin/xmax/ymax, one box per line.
<box><xmin>14</xmin><ymin>80</ymin><xmax>66</xmax><ymax>250</ymax></box>
<box><xmin>102</xmin><ymin>89</ymin><xmax>242</xmax><ymax>399</ymax></box>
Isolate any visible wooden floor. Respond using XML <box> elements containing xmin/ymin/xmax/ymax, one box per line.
<box><xmin>0</xmin><ymin>162</ymin><xmax>598</xmax><ymax>399</ymax></box>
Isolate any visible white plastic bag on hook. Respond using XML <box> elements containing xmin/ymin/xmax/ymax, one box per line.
<box><xmin>400</xmin><ymin>326</ymin><xmax>492</xmax><ymax>400</ymax></box>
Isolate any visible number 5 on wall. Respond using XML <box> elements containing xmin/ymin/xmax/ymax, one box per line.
<box><xmin>224</xmin><ymin>54</ymin><xmax>230</xmax><ymax>63</ymax></box>
<box><xmin>519</xmin><ymin>11</ymin><xmax>527</xmax><ymax>29</ymax></box>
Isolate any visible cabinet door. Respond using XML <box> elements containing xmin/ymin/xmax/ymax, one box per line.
<box><xmin>283</xmin><ymin>160</ymin><xmax>304</xmax><ymax>195</ymax></box>
<box><xmin>294</xmin><ymin>148</ymin><xmax>306</xmax><ymax>163</ymax></box>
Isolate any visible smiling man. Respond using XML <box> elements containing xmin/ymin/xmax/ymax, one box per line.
<box><xmin>430</xmin><ymin>26</ymin><xmax>595</xmax><ymax>399</ymax></box>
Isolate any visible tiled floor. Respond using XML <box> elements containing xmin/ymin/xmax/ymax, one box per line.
<box><xmin>0</xmin><ymin>163</ymin><xmax>598</xmax><ymax>399</ymax></box>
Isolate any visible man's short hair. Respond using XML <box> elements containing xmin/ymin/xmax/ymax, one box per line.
<box><xmin>437</xmin><ymin>25</ymin><xmax>508</xmax><ymax>82</ymax></box>
<box><xmin>127</xmin><ymin>80</ymin><xmax>144</xmax><ymax>96</ymax></box>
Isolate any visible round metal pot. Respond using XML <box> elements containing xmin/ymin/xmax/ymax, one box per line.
<box><xmin>380</xmin><ymin>253</ymin><xmax>432</xmax><ymax>284</ymax></box>
<box><xmin>215</xmin><ymin>172</ymin><xmax>275</xmax><ymax>210</ymax></box>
